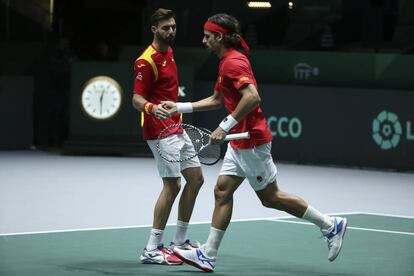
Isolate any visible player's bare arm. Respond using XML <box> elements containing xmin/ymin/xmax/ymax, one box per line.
<box><xmin>211</xmin><ymin>84</ymin><xmax>260</xmax><ymax>144</ymax></box>
<box><xmin>230</xmin><ymin>84</ymin><xmax>260</xmax><ymax>121</ymax></box>
<box><xmin>192</xmin><ymin>90</ymin><xmax>223</xmax><ymax>111</ymax></box>
<box><xmin>132</xmin><ymin>94</ymin><xmax>170</xmax><ymax>120</ymax></box>
<box><xmin>162</xmin><ymin>90</ymin><xmax>222</xmax><ymax>114</ymax></box>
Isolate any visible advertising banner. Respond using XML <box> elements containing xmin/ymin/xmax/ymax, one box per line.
<box><xmin>195</xmin><ymin>82</ymin><xmax>414</xmax><ymax>170</ymax></box>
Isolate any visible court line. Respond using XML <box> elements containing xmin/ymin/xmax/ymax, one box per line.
<box><xmin>268</xmin><ymin>219</ymin><xmax>414</xmax><ymax>236</ymax></box>
<box><xmin>0</xmin><ymin>215</ymin><xmax>296</xmax><ymax>237</ymax></box>
<box><xmin>0</xmin><ymin>211</ymin><xmax>411</xmax><ymax>237</ymax></box>
<box><xmin>0</xmin><ymin>212</ymin><xmax>355</xmax><ymax>237</ymax></box>
<box><xmin>355</xmin><ymin>212</ymin><xmax>414</xmax><ymax>219</ymax></box>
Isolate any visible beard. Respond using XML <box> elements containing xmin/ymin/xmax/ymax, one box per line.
<box><xmin>204</xmin><ymin>43</ymin><xmax>216</xmax><ymax>54</ymax></box>
<box><xmin>157</xmin><ymin>32</ymin><xmax>175</xmax><ymax>46</ymax></box>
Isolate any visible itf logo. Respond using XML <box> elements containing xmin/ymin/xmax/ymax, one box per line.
<box><xmin>294</xmin><ymin>63</ymin><xmax>319</xmax><ymax>80</ymax></box>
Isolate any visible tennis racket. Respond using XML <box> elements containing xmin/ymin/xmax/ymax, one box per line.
<box><xmin>157</xmin><ymin>123</ymin><xmax>249</xmax><ymax>165</ymax></box>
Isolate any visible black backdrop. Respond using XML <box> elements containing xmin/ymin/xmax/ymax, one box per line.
<box><xmin>194</xmin><ymin>82</ymin><xmax>414</xmax><ymax>171</ymax></box>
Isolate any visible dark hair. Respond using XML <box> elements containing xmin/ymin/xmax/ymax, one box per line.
<box><xmin>151</xmin><ymin>8</ymin><xmax>175</xmax><ymax>27</ymax></box>
<box><xmin>207</xmin><ymin>13</ymin><xmax>245</xmax><ymax>53</ymax></box>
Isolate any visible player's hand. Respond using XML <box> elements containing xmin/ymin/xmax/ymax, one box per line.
<box><xmin>210</xmin><ymin>127</ymin><xmax>227</xmax><ymax>144</ymax></box>
<box><xmin>153</xmin><ymin>104</ymin><xmax>171</xmax><ymax>120</ymax></box>
<box><xmin>160</xmin><ymin>101</ymin><xmax>177</xmax><ymax>115</ymax></box>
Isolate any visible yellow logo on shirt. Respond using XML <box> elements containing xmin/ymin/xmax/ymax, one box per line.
<box><xmin>237</xmin><ymin>76</ymin><xmax>249</xmax><ymax>84</ymax></box>
<box><xmin>137</xmin><ymin>64</ymin><xmax>146</xmax><ymax>68</ymax></box>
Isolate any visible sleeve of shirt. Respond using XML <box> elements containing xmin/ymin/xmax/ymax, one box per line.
<box><xmin>133</xmin><ymin>59</ymin><xmax>154</xmax><ymax>97</ymax></box>
<box><xmin>224</xmin><ymin>58</ymin><xmax>255</xmax><ymax>90</ymax></box>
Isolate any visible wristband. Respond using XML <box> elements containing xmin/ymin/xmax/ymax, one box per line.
<box><xmin>176</xmin><ymin>102</ymin><xmax>193</xmax><ymax>113</ymax></box>
<box><xmin>219</xmin><ymin>115</ymin><xmax>238</xmax><ymax>133</ymax></box>
<box><xmin>144</xmin><ymin>102</ymin><xmax>154</xmax><ymax>115</ymax></box>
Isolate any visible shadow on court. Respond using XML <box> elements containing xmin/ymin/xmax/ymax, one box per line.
<box><xmin>59</xmin><ymin>255</ymin><xmax>355</xmax><ymax>276</ymax></box>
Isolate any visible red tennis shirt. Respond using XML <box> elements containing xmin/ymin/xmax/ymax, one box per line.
<box><xmin>133</xmin><ymin>45</ymin><xmax>182</xmax><ymax>140</ymax></box>
<box><xmin>215</xmin><ymin>48</ymin><xmax>272</xmax><ymax>149</ymax></box>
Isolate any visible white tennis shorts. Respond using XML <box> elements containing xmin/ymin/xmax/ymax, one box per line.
<box><xmin>220</xmin><ymin>142</ymin><xmax>277</xmax><ymax>191</ymax></box>
<box><xmin>147</xmin><ymin>132</ymin><xmax>201</xmax><ymax>178</ymax></box>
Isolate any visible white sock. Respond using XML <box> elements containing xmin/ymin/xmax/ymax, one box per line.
<box><xmin>173</xmin><ymin>220</ymin><xmax>189</xmax><ymax>245</ymax></box>
<box><xmin>146</xmin><ymin>228</ymin><xmax>164</xmax><ymax>251</ymax></box>
<box><xmin>205</xmin><ymin>227</ymin><xmax>225</xmax><ymax>258</ymax></box>
<box><xmin>302</xmin><ymin>205</ymin><xmax>333</xmax><ymax>232</ymax></box>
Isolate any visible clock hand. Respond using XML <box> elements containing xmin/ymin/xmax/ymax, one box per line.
<box><xmin>99</xmin><ymin>90</ymin><xmax>104</xmax><ymax>115</ymax></box>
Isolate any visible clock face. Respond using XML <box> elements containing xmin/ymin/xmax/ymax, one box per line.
<box><xmin>81</xmin><ymin>76</ymin><xmax>122</xmax><ymax>120</ymax></box>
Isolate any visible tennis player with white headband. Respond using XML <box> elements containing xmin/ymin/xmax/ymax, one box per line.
<box><xmin>164</xmin><ymin>13</ymin><xmax>347</xmax><ymax>272</ymax></box>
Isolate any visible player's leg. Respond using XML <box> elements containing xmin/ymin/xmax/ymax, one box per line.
<box><xmin>256</xmin><ymin>181</ymin><xmax>333</xmax><ymax>231</ymax></box>
<box><xmin>255</xmin><ymin>182</ymin><xmax>347</xmax><ymax>261</ymax></box>
<box><xmin>170</xmin><ymin>133</ymin><xmax>204</xmax><ymax>249</ymax></box>
<box><xmin>208</xmin><ymin>174</ymin><xmax>245</xmax><ymax>254</ymax></box>
<box><xmin>172</xmin><ymin>166</ymin><xmax>204</xmax><ymax>248</ymax></box>
<box><xmin>173</xmin><ymin>145</ymin><xmax>246</xmax><ymax>271</ymax></box>
<box><xmin>153</xmin><ymin>177</ymin><xmax>181</xmax><ymax>230</ymax></box>
<box><xmin>140</xmin><ymin>137</ymin><xmax>183</xmax><ymax>265</ymax></box>
<box><xmin>173</xmin><ymin>174</ymin><xmax>244</xmax><ymax>272</ymax></box>
<box><xmin>250</xmin><ymin>143</ymin><xmax>347</xmax><ymax>261</ymax></box>
<box><xmin>255</xmin><ymin>181</ymin><xmax>308</xmax><ymax>217</ymax></box>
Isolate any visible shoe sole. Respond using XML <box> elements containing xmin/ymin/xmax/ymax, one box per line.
<box><xmin>173</xmin><ymin>249</ymin><xmax>214</xmax><ymax>272</ymax></box>
<box><xmin>329</xmin><ymin>218</ymin><xmax>348</xmax><ymax>262</ymax></box>
<box><xmin>141</xmin><ymin>260</ymin><xmax>183</xmax><ymax>265</ymax></box>
<box><xmin>140</xmin><ymin>256</ymin><xmax>183</xmax><ymax>265</ymax></box>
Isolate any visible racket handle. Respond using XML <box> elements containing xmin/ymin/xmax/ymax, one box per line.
<box><xmin>224</xmin><ymin>132</ymin><xmax>250</xmax><ymax>141</ymax></box>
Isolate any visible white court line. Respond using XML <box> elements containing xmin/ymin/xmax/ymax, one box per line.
<box><xmin>269</xmin><ymin>219</ymin><xmax>414</xmax><ymax>236</ymax></box>
<box><xmin>0</xmin><ymin>212</ymin><xmax>357</xmax><ymax>237</ymax></box>
<box><xmin>0</xmin><ymin>212</ymin><xmax>412</xmax><ymax>237</ymax></box>
<box><xmin>355</xmin><ymin>212</ymin><xmax>414</xmax><ymax>219</ymax></box>
<box><xmin>0</xmin><ymin>215</ymin><xmax>295</xmax><ymax>237</ymax></box>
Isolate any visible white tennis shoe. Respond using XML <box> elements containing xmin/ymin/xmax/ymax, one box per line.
<box><xmin>170</xmin><ymin>239</ymin><xmax>201</xmax><ymax>250</ymax></box>
<box><xmin>140</xmin><ymin>244</ymin><xmax>183</xmax><ymax>265</ymax></box>
<box><xmin>324</xmin><ymin>217</ymin><xmax>348</xmax><ymax>261</ymax></box>
<box><xmin>173</xmin><ymin>245</ymin><xmax>216</xmax><ymax>272</ymax></box>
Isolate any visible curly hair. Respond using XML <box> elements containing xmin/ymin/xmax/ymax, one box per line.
<box><xmin>207</xmin><ymin>13</ymin><xmax>246</xmax><ymax>54</ymax></box>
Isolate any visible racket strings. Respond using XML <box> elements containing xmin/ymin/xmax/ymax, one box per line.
<box><xmin>197</xmin><ymin>131</ymin><xmax>221</xmax><ymax>165</ymax></box>
<box><xmin>157</xmin><ymin>123</ymin><xmax>222</xmax><ymax>165</ymax></box>
<box><xmin>184</xmin><ymin>126</ymin><xmax>220</xmax><ymax>165</ymax></box>
<box><xmin>183</xmin><ymin>126</ymin><xmax>205</xmax><ymax>153</ymax></box>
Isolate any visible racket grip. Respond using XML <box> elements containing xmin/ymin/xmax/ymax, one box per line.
<box><xmin>224</xmin><ymin>132</ymin><xmax>250</xmax><ymax>141</ymax></box>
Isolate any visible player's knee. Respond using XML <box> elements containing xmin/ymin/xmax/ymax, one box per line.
<box><xmin>185</xmin><ymin>175</ymin><xmax>204</xmax><ymax>192</ymax></box>
<box><xmin>260</xmin><ymin>199</ymin><xmax>271</xmax><ymax>208</ymax></box>
<box><xmin>260</xmin><ymin>192</ymin><xmax>282</xmax><ymax>209</ymax></box>
<box><xmin>193</xmin><ymin>175</ymin><xmax>204</xmax><ymax>189</ymax></box>
<box><xmin>163</xmin><ymin>179</ymin><xmax>181</xmax><ymax>196</ymax></box>
<box><xmin>214</xmin><ymin>184</ymin><xmax>232</xmax><ymax>205</ymax></box>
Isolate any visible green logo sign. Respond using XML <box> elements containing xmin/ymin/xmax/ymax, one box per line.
<box><xmin>372</xmin><ymin>110</ymin><xmax>402</xmax><ymax>150</ymax></box>
<box><xmin>268</xmin><ymin>116</ymin><xmax>302</xmax><ymax>138</ymax></box>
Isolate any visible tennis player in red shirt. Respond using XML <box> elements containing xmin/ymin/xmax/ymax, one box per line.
<box><xmin>132</xmin><ymin>8</ymin><xmax>203</xmax><ymax>266</ymax></box>
<box><xmin>164</xmin><ymin>13</ymin><xmax>347</xmax><ymax>272</ymax></box>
